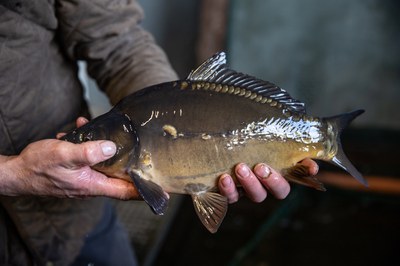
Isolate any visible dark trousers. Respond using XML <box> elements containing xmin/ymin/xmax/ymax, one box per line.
<box><xmin>71</xmin><ymin>200</ymin><xmax>138</xmax><ymax>266</ymax></box>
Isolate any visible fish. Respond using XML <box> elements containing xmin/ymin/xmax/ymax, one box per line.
<box><xmin>61</xmin><ymin>52</ymin><xmax>366</xmax><ymax>233</ymax></box>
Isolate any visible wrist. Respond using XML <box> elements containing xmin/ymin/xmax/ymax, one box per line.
<box><xmin>0</xmin><ymin>155</ymin><xmax>22</xmax><ymax>196</ymax></box>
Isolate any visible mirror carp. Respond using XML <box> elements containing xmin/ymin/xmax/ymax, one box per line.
<box><xmin>62</xmin><ymin>52</ymin><xmax>366</xmax><ymax>233</ymax></box>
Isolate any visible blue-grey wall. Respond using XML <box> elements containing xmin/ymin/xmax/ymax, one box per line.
<box><xmin>140</xmin><ymin>0</ymin><xmax>199</xmax><ymax>77</ymax></box>
<box><xmin>228</xmin><ymin>0</ymin><xmax>400</xmax><ymax>129</ymax></box>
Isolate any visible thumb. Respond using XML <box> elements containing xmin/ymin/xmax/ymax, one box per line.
<box><xmin>66</xmin><ymin>140</ymin><xmax>117</xmax><ymax>167</ymax></box>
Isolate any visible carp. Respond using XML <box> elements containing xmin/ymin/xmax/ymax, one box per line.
<box><xmin>62</xmin><ymin>52</ymin><xmax>366</xmax><ymax>233</ymax></box>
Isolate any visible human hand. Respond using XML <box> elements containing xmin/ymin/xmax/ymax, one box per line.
<box><xmin>218</xmin><ymin>159</ymin><xmax>319</xmax><ymax>203</ymax></box>
<box><xmin>0</xmin><ymin>117</ymin><xmax>139</xmax><ymax>200</ymax></box>
<box><xmin>1</xmin><ymin>139</ymin><xmax>139</xmax><ymax>199</ymax></box>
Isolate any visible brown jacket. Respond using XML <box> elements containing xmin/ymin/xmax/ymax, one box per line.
<box><xmin>0</xmin><ymin>0</ymin><xmax>177</xmax><ymax>265</ymax></box>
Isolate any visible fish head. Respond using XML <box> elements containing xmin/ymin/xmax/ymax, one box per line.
<box><xmin>61</xmin><ymin>111</ymin><xmax>140</xmax><ymax>171</ymax></box>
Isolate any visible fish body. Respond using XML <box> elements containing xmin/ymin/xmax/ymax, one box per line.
<box><xmin>62</xmin><ymin>52</ymin><xmax>366</xmax><ymax>233</ymax></box>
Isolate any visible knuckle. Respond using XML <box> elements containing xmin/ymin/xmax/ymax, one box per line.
<box><xmin>265</xmin><ymin>173</ymin><xmax>283</xmax><ymax>187</ymax></box>
<box><xmin>51</xmin><ymin>141</ymin><xmax>71</xmax><ymax>161</ymax></box>
<box><xmin>82</xmin><ymin>145</ymin><xmax>93</xmax><ymax>159</ymax></box>
<box><xmin>82</xmin><ymin>143</ymin><xmax>100</xmax><ymax>165</ymax></box>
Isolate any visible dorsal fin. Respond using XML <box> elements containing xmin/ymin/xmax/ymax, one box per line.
<box><xmin>187</xmin><ymin>52</ymin><xmax>306</xmax><ymax>114</ymax></box>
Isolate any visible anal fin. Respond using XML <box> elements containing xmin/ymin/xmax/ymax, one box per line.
<box><xmin>128</xmin><ymin>171</ymin><xmax>169</xmax><ymax>215</ymax></box>
<box><xmin>283</xmin><ymin>164</ymin><xmax>326</xmax><ymax>191</ymax></box>
<box><xmin>191</xmin><ymin>192</ymin><xmax>228</xmax><ymax>233</ymax></box>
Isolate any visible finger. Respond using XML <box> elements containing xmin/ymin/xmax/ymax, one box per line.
<box><xmin>68</xmin><ymin>169</ymin><xmax>141</xmax><ymax>200</ymax></box>
<box><xmin>76</xmin><ymin>117</ymin><xmax>89</xmax><ymax>128</ymax></box>
<box><xmin>299</xmin><ymin>158</ymin><xmax>319</xmax><ymax>176</ymax></box>
<box><xmin>92</xmin><ymin>176</ymin><xmax>141</xmax><ymax>200</ymax></box>
<box><xmin>218</xmin><ymin>174</ymin><xmax>240</xmax><ymax>204</ymax></box>
<box><xmin>60</xmin><ymin>140</ymin><xmax>116</xmax><ymax>167</ymax></box>
<box><xmin>56</xmin><ymin>117</ymin><xmax>89</xmax><ymax>139</ymax></box>
<box><xmin>56</xmin><ymin>132</ymin><xmax>66</xmax><ymax>139</ymax></box>
<box><xmin>235</xmin><ymin>163</ymin><xmax>267</xmax><ymax>203</ymax></box>
<box><xmin>253</xmin><ymin>163</ymin><xmax>290</xmax><ymax>200</ymax></box>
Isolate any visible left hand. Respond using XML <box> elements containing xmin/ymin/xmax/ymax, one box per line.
<box><xmin>218</xmin><ymin>159</ymin><xmax>319</xmax><ymax>203</ymax></box>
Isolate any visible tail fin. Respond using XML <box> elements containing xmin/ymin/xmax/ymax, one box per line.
<box><xmin>325</xmin><ymin>110</ymin><xmax>368</xmax><ymax>186</ymax></box>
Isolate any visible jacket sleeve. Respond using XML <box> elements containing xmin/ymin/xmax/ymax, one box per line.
<box><xmin>56</xmin><ymin>0</ymin><xmax>178</xmax><ymax>105</ymax></box>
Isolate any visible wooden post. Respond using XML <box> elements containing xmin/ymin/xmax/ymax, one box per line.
<box><xmin>196</xmin><ymin>0</ymin><xmax>230</xmax><ymax>64</ymax></box>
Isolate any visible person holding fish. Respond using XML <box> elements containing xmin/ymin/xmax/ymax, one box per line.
<box><xmin>0</xmin><ymin>1</ymin><xmax>320</xmax><ymax>265</ymax></box>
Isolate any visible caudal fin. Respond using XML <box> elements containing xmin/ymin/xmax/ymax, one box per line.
<box><xmin>325</xmin><ymin>110</ymin><xmax>368</xmax><ymax>186</ymax></box>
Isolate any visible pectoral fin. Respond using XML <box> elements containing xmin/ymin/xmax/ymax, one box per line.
<box><xmin>128</xmin><ymin>171</ymin><xmax>169</xmax><ymax>215</ymax></box>
<box><xmin>283</xmin><ymin>164</ymin><xmax>326</xmax><ymax>191</ymax></box>
<box><xmin>191</xmin><ymin>192</ymin><xmax>228</xmax><ymax>233</ymax></box>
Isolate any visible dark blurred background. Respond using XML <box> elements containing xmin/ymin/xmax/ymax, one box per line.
<box><xmin>80</xmin><ymin>0</ymin><xmax>400</xmax><ymax>265</ymax></box>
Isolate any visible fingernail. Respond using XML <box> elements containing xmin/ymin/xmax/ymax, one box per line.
<box><xmin>100</xmin><ymin>141</ymin><xmax>116</xmax><ymax>157</ymax></box>
<box><xmin>237</xmin><ymin>164</ymin><xmax>250</xmax><ymax>178</ymax></box>
<box><xmin>257</xmin><ymin>164</ymin><xmax>271</xmax><ymax>179</ymax></box>
<box><xmin>221</xmin><ymin>175</ymin><xmax>232</xmax><ymax>188</ymax></box>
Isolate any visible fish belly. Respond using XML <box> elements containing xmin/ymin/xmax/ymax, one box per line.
<box><xmin>138</xmin><ymin>130</ymin><xmax>324</xmax><ymax>195</ymax></box>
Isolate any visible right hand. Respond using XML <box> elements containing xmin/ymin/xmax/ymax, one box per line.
<box><xmin>0</xmin><ymin>120</ymin><xmax>139</xmax><ymax>200</ymax></box>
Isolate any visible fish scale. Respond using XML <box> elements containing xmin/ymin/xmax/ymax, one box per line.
<box><xmin>62</xmin><ymin>52</ymin><xmax>366</xmax><ymax>233</ymax></box>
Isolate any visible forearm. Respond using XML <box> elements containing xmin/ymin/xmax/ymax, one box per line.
<box><xmin>86</xmin><ymin>27</ymin><xmax>178</xmax><ymax>104</ymax></box>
